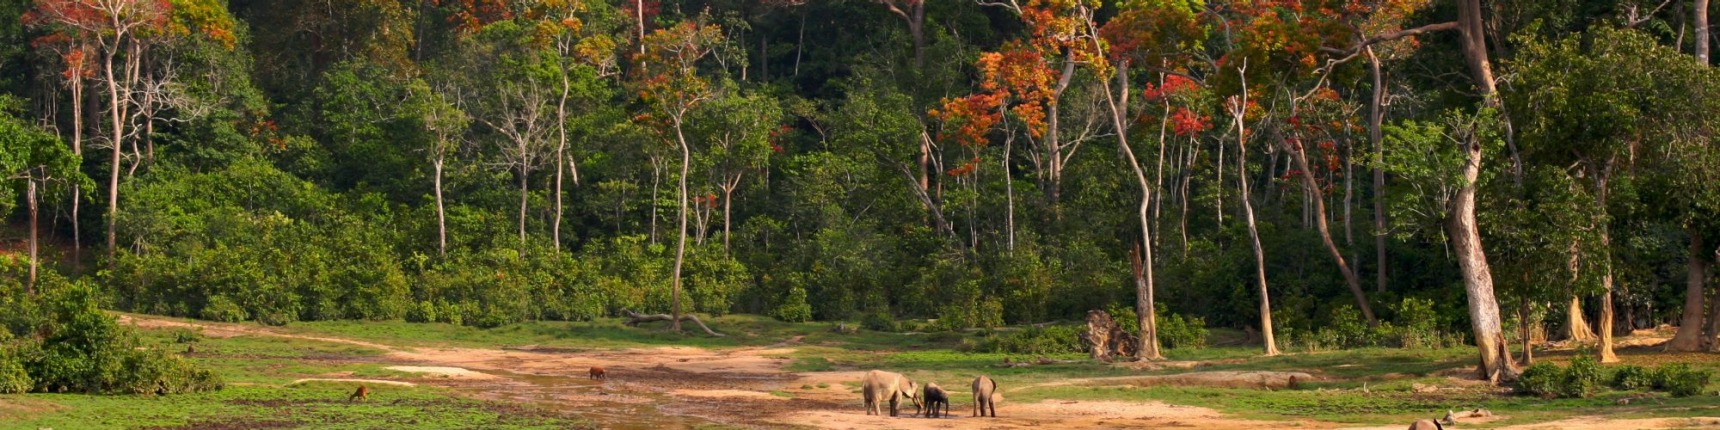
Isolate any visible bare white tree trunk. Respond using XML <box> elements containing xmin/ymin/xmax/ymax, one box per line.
<box><xmin>670</xmin><ymin>119</ymin><xmax>692</xmax><ymax>332</ymax></box>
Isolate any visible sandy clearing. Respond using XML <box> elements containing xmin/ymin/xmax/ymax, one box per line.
<box><xmin>670</xmin><ymin>389</ymin><xmax>786</xmax><ymax>400</ymax></box>
<box><xmin>771</xmin><ymin>399</ymin><xmax>1318</xmax><ymax>430</ymax></box>
<box><xmin>114</xmin><ymin>314</ymin><xmax>1720</xmax><ymax>430</ymax></box>
<box><xmin>384</xmin><ymin>366</ymin><xmax>495</xmax><ymax>379</ymax></box>
<box><xmin>1497</xmin><ymin>416</ymin><xmax>1720</xmax><ymax>430</ymax></box>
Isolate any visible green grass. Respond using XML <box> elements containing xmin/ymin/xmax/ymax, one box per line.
<box><xmin>0</xmin><ymin>384</ymin><xmax>592</xmax><ymax>430</ymax></box>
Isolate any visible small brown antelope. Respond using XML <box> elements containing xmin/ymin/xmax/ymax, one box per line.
<box><xmin>184</xmin><ymin>344</ymin><xmax>196</xmax><ymax>354</ymax></box>
<box><xmin>348</xmin><ymin>385</ymin><xmax>369</xmax><ymax>402</ymax></box>
<box><xmin>589</xmin><ymin>366</ymin><xmax>607</xmax><ymax>380</ymax></box>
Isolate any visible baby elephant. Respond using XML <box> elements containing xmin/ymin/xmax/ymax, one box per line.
<box><xmin>920</xmin><ymin>383</ymin><xmax>949</xmax><ymax>418</ymax></box>
<box><xmin>972</xmin><ymin>375</ymin><xmax>998</xmax><ymax>417</ymax></box>
<box><xmin>861</xmin><ymin>370</ymin><xmax>920</xmax><ymax>417</ymax></box>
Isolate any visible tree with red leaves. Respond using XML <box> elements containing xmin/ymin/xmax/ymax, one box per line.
<box><xmin>633</xmin><ymin>18</ymin><xmax>724</xmax><ymax>333</ymax></box>
<box><xmin>26</xmin><ymin>0</ymin><xmax>171</xmax><ymax>264</ymax></box>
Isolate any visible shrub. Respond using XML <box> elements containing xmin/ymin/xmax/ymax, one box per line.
<box><xmin>405</xmin><ymin>300</ymin><xmax>437</xmax><ymax>323</ymax></box>
<box><xmin>1321</xmin><ymin>305</ymin><xmax>1372</xmax><ymax>348</ymax></box>
<box><xmin>1561</xmin><ymin>355</ymin><xmax>1602</xmax><ymax>398</ymax></box>
<box><xmin>0</xmin><ymin>348</ymin><xmax>30</xmax><ymax>394</ymax></box>
<box><xmin>435</xmin><ymin>301</ymin><xmax>464</xmax><ymax>326</ymax></box>
<box><xmin>1105</xmin><ymin>303</ymin><xmax>1140</xmax><ymax>335</ymax></box>
<box><xmin>11</xmin><ymin>279</ymin><xmax>221</xmax><ymax>394</ymax></box>
<box><xmin>1158</xmin><ymin>309</ymin><xmax>1209</xmax><ymax>350</ymax></box>
<box><xmin>861</xmin><ymin>311</ymin><xmax>899</xmax><ymax>332</ymax></box>
<box><xmin>1611</xmin><ymin>365</ymin><xmax>1653</xmax><ymax>390</ymax></box>
<box><xmin>1653</xmin><ymin>363</ymin><xmax>1713</xmax><ymax>397</ymax></box>
<box><xmin>171</xmin><ymin>330</ymin><xmax>202</xmax><ymax>344</ymax></box>
<box><xmin>969</xmin><ymin>325</ymin><xmax>1085</xmax><ymax>355</ymax></box>
<box><xmin>1516</xmin><ymin>362</ymin><xmax>1563</xmax><ymax>397</ymax></box>
<box><xmin>199</xmin><ymin>295</ymin><xmax>247</xmax><ymax>323</ymax></box>
<box><xmin>773</xmin><ymin>287</ymin><xmax>814</xmax><ymax>323</ymax></box>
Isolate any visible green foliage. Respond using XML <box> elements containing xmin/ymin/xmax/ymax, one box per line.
<box><xmin>199</xmin><ymin>296</ymin><xmax>246</xmax><ymax>323</ymax></box>
<box><xmin>965</xmin><ymin>325</ymin><xmax>1085</xmax><ymax>355</ymax></box>
<box><xmin>1560</xmin><ymin>355</ymin><xmax>1603</xmax><ymax>398</ymax></box>
<box><xmin>1651</xmin><ymin>364</ymin><xmax>1713</xmax><ymax>397</ymax></box>
<box><xmin>0</xmin><ymin>345</ymin><xmax>31</xmax><ymax>394</ymax></box>
<box><xmin>1516</xmin><ymin>362</ymin><xmax>1563</xmax><ymax>398</ymax></box>
<box><xmin>1611</xmin><ymin>365</ymin><xmax>1653</xmax><ymax>390</ymax></box>
<box><xmin>3</xmin><ymin>275</ymin><xmax>221</xmax><ymax>394</ymax></box>
<box><xmin>772</xmin><ymin>287</ymin><xmax>814</xmax><ymax>323</ymax></box>
<box><xmin>1157</xmin><ymin>311</ymin><xmax>1209</xmax><ymax>350</ymax></box>
<box><xmin>861</xmin><ymin>311</ymin><xmax>900</xmax><ymax>333</ymax></box>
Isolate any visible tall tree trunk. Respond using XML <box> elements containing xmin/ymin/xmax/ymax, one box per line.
<box><xmin>670</xmin><ymin>120</ymin><xmax>692</xmax><ymax>332</ymax></box>
<box><xmin>1567</xmin><ymin>296</ymin><xmax>1599</xmax><ymax>342</ymax></box>
<box><xmin>1454</xmin><ymin>0</ymin><xmax>1516</xmax><ymax>382</ymax></box>
<box><xmin>1667</xmin><ymin>230</ymin><xmax>1708</xmax><ymax>351</ymax></box>
<box><xmin>1239</xmin><ymin>114</ymin><xmax>1279</xmax><ymax>357</ymax></box>
<box><xmin>553</xmin><ymin>71</ymin><xmax>573</xmax><ymax>252</ymax></box>
<box><xmin>1044</xmin><ymin>56</ymin><xmax>1075</xmax><ymax>208</ymax></box>
<box><xmin>435</xmin><ymin>158</ymin><xmax>447</xmax><ymax>256</ymax></box>
<box><xmin>518</xmin><ymin>164</ymin><xmax>530</xmax><ymax>253</ymax></box>
<box><xmin>1519</xmin><ymin>300</ymin><xmax>1535</xmax><ymax>365</ymax></box>
<box><xmin>1368</xmin><ymin>48</ymin><xmax>1388</xmax><ymax>293</ymax></box>
<box><xmin>650</xmin><ymin>156</ymin><xmax>662</xmax><ymax>244</ymax></box>
<box><xmin>1698</xmin><ymin>0</ymin><xmax>1711</xmax><ymax>64</ymax></box>
<box><xmin>1004</xmin><ymin>134</ymin><xmax>1016</xmax><ymax>251</ymax></box>
<box><xmin>103</xmin><ymin>47</ymin><xmax>124</xmax><ymax>264</ymax></box>
<box><xmin>1288</xmin><ymin>141</ymin><xmax>1377</xmax><ymax>325</ymax></box>
<box><xmin>27</xmin><ymin>179</ymin><xmax>39</xmax><ymax>295</ymax></box>
<box><xmin>70</xmin><ymin>70</ymin><xmax>84</xmax><ymax>273</ymax></box>
<box><xmin>1595</xmin><ymin>171</ymin><xmax>1620</xmax><ymax>363</ymax></box>
<box><xmin>1099</xmin><ymin>61</ymin><xmax>1161</xmax><ymax>360</ymax></box>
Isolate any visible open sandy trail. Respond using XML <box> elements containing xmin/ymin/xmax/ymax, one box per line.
<box><xmin>117</xmin><ymin>314</ymin><xmax>1720</xmax><ymax>430</ymax></box>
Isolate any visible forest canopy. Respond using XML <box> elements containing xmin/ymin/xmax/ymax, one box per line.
<box><xmin>0</xmin><ymin>0</ymin><xmax>1718</xmax><ymax>378</ymax></box>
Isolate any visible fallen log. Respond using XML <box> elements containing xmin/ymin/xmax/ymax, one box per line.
<box><xmin>620</xmin><ymin>309</ymin><xmax>726</xmax><ymax>337</ymax></box>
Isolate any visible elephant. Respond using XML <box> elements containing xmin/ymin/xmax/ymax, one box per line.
<box><xmin>861</xmin><ymin>370</ymin><xmax>920</xmax><ymax>417</ymax></box>
<box><xmin>920</xmin><ymin>382</ymin><xmax>949</xmax><ymax>418</ymax></box>
<box><xmin>972</xmin><ymin>375</ymin><xmax>998</xmax><ymax>417</ymax></box>
<box><xmin>1408</xmin><ymin>419</ymin><xmax>1445</xmax><ymax>430</ymax></box>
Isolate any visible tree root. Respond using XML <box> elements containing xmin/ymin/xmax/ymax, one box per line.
<box><xmin>621</xmin><ymin>309</ymin><xmax>726</xmax><ymax>337</ymax></box>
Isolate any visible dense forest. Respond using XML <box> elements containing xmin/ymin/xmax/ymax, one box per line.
<box><xmin>1</xmin><ymin>0</ymin><xmax>1718</xmax><ymax>383</ymax></box>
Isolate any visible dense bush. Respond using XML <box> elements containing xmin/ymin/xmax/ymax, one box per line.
<box><xmin>1157</xmin><ymin>309</ymin><xmax>1209</xmax><ymax>349</ymax></box>
<box><xmin>965</xmin><ymin>325</ymin><xmax>1085</xmax><ymax>355</ymax></box>
<box><xmin>861</xmin><ymin>311</ymin><xmax>900</xmax><ymax>332</ymax></box>
<box><xmin>1611</xmin><ymin>365</ymin><xmax>1654</xmax><ymax>390</ymax></box>
<box><xmin>0</xmin><ymin>346</ymin><xmax>30</xmax><ymax>394</ymax></box>
<box><xmin>773</xmin><ymin>287</ymin><xmax>814</xmax><ymax>323</ymax></box>
<box><xmin>1</xmin><ymin>273</ymin><xmax>221</xmax><ymax>395</ymax></box>
<box><xmin>1560</xmin><ymin>355</ymin><xmax>1603</xmax><ymax>398</ymax></box>
<box><xmin>1516</xmin><ymin>362</ymin><xmax>1563</xmax><ymax>397</ymax></box>
<box><xmin>1651</xmin><ymin>364</ymin><xmax>1713</xmax><ymax>397</ymax></box>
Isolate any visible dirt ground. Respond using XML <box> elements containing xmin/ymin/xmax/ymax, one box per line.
<box><xmin>116</xmin><ymin>315</ymin><xmax>1720</xmax><ymax>430</ymax></box>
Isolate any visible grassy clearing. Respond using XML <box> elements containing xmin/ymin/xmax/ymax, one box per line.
<box><xmin>2</xmin><ymin>384</ymin><xmax>591</xmax><ymax>430</ymax></box>
<box><xmin>13</xmin><ymin>313</ymin><xmax>1720</xmax><ymax>429</ymax></box>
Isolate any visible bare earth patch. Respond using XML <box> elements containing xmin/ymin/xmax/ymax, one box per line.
<box><xmin>670</xmin><ymin>388</ymin><xmax>785</xmax><ymax>400</ymax></box>
<box><xmin>384</xmin><ymin>366</ymin><xmax>496</xmax><ymax>379</ymax></box>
